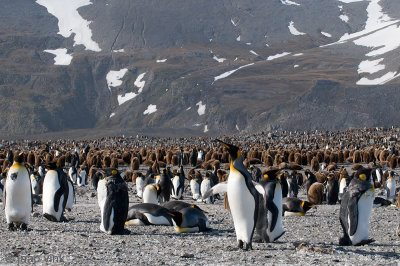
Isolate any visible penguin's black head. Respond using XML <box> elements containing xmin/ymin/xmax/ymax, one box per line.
<box><xmin>262</xmin><ymin>169</ymin><xmax>280</xmax><ymax>180</ymax></box>
<box><xmin>301</xmin><ymin>201</ymin><xmax>315</xmax><ymax>212</ymax></box>
<box><xmin>216</xmin><ymin>139</ymin><xmax>240</xmax><ymax>161</ymax></box>
<box><xmin>7</xmin><ymin>151</ymin><xmax>14</xmax><ymax>163</ymax></box>
<box><xmin>44</xmin><ymin>161</ymin><xmax>59</xmax><ymax>170</ymax></box>
<box><xmin>14</xmin><ymin>152</ymin><xmax>25</xmax><ymax>164</ymax></box>
<box><xmin>355</xmin><ymin>168</ymin><xmax>372</xmax><ymax>182</ymax></box>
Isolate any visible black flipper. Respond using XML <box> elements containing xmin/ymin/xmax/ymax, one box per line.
<box><xmin>135</xmin><ymin>212</ymin><xmax>151</xmax><ymax>225</ymax></box>
<box><xmin>267</xmin><ymin>199</ymin><xmax>279</xmax><ymax>232</ymax></box>
<box><xmin>102</xmin><ymin>196</ymin><xmax>112</xmax><ymax>232</ymax></box>
<box><xmin>348</xmin><ymin>196</ymin><xmax>359</xmax><ymax>236</ymax></box>
<box><xmin>53</xmin><ymin>187</ymin><xmax>64</xmax><ymax>213</ymax></box>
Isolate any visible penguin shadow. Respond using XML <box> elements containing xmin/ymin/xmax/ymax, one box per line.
<box><xmin>335</xmin><ymin>246</ymin><xmax>400</xmax><ymax>259</ymax></box>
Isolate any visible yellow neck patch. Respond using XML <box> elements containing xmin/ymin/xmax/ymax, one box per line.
<box><xmin>359</xmin><ymin>174</ymin><xmax>366</xmax><ymax>181</ymax></box>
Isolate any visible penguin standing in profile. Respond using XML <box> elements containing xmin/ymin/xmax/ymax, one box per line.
<box><xmin>30</xmin><ymin>171</ymin><xmax>43</xmax><ymax>205</ymax></box>
<box><xmin>215</xmin><ymin>140</ymin><xmax>260</xmax><ymax>250</ymax></box>
<box><xmin>77</xmin><ymin>168</ymin><xmax>87</xmax><ymax>187</ymax></box>
<box><xmin>304</xmin><ymin>169</ymin><xmax>317</xmax><ymax>194</ymax></box>
<box><xmin>4</xmin><ymin>152</ymin><xmax>32</xmax><ymax>231</ymax></box>
<box><xmin>97</xmin><ymin>169</ymin><xmax>129</xmax><ymax>235</ymax></box>
<box><xmin>338</xmin><ymin>173</ymin><xmax>351</xmax><ymax>202</ymax></box>
<box><xmin>287</xmin><ymin>171</ymin><xmax>298</xmax><ymax>198</ymax></box>
<box><xmin>42</xmin><ymin>162</ymin><xmax>69</xmax><ymax>222</ymax></box>
<box><xmin>171</xmin><ymin>167</ymin><xmax>185</xmax><ymax>200</ymax></box>
<box><xmin>157</xmin><ymin>169</ymin><xmax>172</xmax><ymax>203</ymax></box>
<box><xmin>190</xmin><ymin>172</ymin><xmax>202</xmax><ymax>200</ymax></box>
<box><xmin>65</xmin><ymin>177</ymin><xmax>75</xmax><ymax>212</ymax></box>
<box><xmin>339</xmin><ymin>168</ymin><xmax>375</xmax><ymax>246</ymax></box>
<box><xmin>257</xmin><ymin>169</ymin><xmax>284</xmax><ymax>243</ymax></box>
<box><xmin>385</xmin><ymin>171</ymin><xmax>396</xmax><ymax>202</ymax></box>
<box><xmin>135</xmin><ymin>172</ymin><xmax>145</xmax><ymax>198</ymax></box>
<box><xmin>326</xmin><ymin>174</ymin><xmax>339</xmax><ymax>205</ymax></box>
<box><xmin>201</xmin><ymin>172</ymin><xmax>214</xmax><ymax>204</ymax></box>
<box><xmin>68</xmin><ymin>166</ymin><xmax>77</xmax><ymax>184</ymax></box>
<box><xmin>279</xmin><ymin>172</ymin><xmax>289</xmax><ymax>198</ymax></box>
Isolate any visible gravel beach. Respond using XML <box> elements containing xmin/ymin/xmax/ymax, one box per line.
<box><xmin>0</xmin><ymin>166</ymin><xmax>399</xmax><ymax>265</ymax></box>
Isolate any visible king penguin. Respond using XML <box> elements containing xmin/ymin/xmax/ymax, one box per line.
<box><xmin>4</xmin><ymin>152</ymin><xmax>32</xmax><ymax>231</ymax></box>
<box><xmin>97</xmin><ymin>169</ymin><xmax>129</xmax><ymax>235</ymax></box>
<box><xmin>171</xmin><ymin>167</ymin><xmax>185</xmax><ymax>200</ymax></box>
<box><xmin>42</xmin><ymin>162</ymin><xmax>69</xmax><ymax>222</ymax></box>
<box><xmin>339</xmin><ymin>168</ymin><xmax>375</xmax><ymax>246</ymax></box>
<box><xmin>135</xmin><ymin>172</ymin><xmax>145</xmax><ymax>198</ymax></box>
<box><xmin>257</xmin><ymin>169</ymin><xmax>284</xmax><ymax>243</ymax></box>
<box><xmin>216</xmin><ymin>139</ymin><xmax>260</xmax><ymax>250</ymax></box>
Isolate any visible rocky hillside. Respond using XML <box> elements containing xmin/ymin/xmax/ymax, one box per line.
<box><xmin>1</xmin><ymin>0</ymin><xmax>400</xmax><ymax>137</ymax></box>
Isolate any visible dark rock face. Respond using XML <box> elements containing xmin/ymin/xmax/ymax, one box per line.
<box><xmin>1</xmin><ymin>0</ymin><xmax>400</xmax><ymax>137</ymax></box>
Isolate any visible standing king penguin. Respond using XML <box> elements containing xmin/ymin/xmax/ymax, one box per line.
<box><xmin>4</xmin><ymin>152</ymin><xmax>32</xmax><ymax>231</ymax></box>
<box><xmin>42</xmin><ymin>162</ymin><xmax>69</xmax><ymax>222</ymax></box>
<box><xmin>339</xmin><ymin>168</ymin><xmax>375</xmax><ymax>246</ymax></box>
<box><xmin>217</xmin><ymin>140</ymin><xmax>260</xmax><ymax>250</ymax></box>
<box><xmin>97</xmin><ymin>170</ymin><xmax>129</xmax><ymax>235</ymax></box>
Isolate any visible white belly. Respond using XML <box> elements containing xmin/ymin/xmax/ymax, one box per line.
<box><xmin>227</xmin><ymin>171</ymin><xmax>255</xmax><ymax>244</ymax></box>
<box><xmin>171</xmin><ymin>176</ymin><xmax>181</xmax><ymax>199</ymax></box>
<box><xmin>142</xmin><ymin>185</ymin><xmax>158</xmax><ymax>204</ymax></box>
<box><xmin>5</xmin><ymin>164</ymin><xmax>32</xmax><ymax>224</ymax></box>
<box><xmin>144</xmin><ymin>213</ymin><xmax>172</xmax><ymax>225</ymax></box>
<box><xmin>136</xmin><ymin>178</ymin><xmax>144</xmax><ymax>198</ymax></box>
<box><xmin>42</xmin><ymin>170</ymin><xmax>64</xmax><ymax>220</ymax></box>
<box><xmin>68</xmin><ymin>167</ymin><xmax>76</xmax><ymax>183</ymax></box>
<box><xmin>386</xmin><ymin>180</ymin><xmax>396</xmax><ymax>199</ymax></box>
<box><xmin>97</xmin><ymin>179</ymin><xmax>112</xmax><ymax>233</ymax></box>
<box><xmin>339</xmin><ymin>179</ymin><xmax>347</xmax><ymax>194</ymax></box>
<box><xmin>267</xmin><ymin>183</ymin><xmax>284</xmax><ymax>241</ymax></box>
<box><xmin>349</xmin><ymin>189</ymin><xmax>374</xmax><ymax>245</ymax></box>
<box><xmin>201</xmin><ymin>179</ymin><xmax>212</xmax><ymax>203</ymax></box>
<box><xmin>190</xmin><ymin>180</ymin><xmax>200</xmax><ymax>200</ymax></box>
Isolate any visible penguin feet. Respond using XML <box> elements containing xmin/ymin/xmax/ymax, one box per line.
<box><xmin>60</xmin><ymin>215</ymin><xmax>69</xmax><ymax>223</ymax></box>
<box><xmin>8</xmin><ymin>223</ymin><xmax>16</xmax><ymax>231</ymax></box>
<box><xmin>20</xmin><ymin>223</ymin><xmax>28</xmax><ymax>231</ymax></box>
<box><xmin>43</xmin><ymin>213</ymin><xmax>58</xmax><ymax>222</ymax></box>
<box><xmin>243</xmin><ymin>242</ymin><xmax>252</xmax><ymax>251</ymax></box>
<box><xmin>237</xmin><ymin>240</ymin><xmax>244</xmax><ymax>249</ymax></box>
<box><xmin>354</xmin><ymin>239</ymin><xmax>375</xmax><ymax>246</ymax></box>
<box><xmin>338</xmin><ymin>236</ymin><xmax>351</xmax><ymax>246</ymax></box>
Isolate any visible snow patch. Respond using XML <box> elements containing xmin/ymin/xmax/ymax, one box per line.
<box><xmin>156</xmin><ymin>59</ymin><xmax>167</xmax><ymax>63</ymax></box>
<box><xmin>186</xmin><ymin>107</ymin><xmax>192</xmax><ymax>111</ymax></box>
<box><xmin>236</xmin><ymin>125</ymin><xmax>240</xmax><ymax>131</ymax></box>
<box><xmin>204</xmin><ymin>125</ymin><xmax>209</xmax><ymax>133</ymax></box>
<box><xmin>288</xmin><ymin>21</ymin><xmax>305</xmax><ymax>35</ymax></box>
<box><xmin>134</xmin><ymin>73</ymin><xmax>146</xmax><ymax>93</ymax></box>
<box><xmin>293</xmin><ymin>53</ymin><xmax>303</xmax><ymax>56</ymax></box>
<box><xmin>250</xmin><ymin>50</ymin><xmax>259</xmax><ymax>56</ymax></box>
<box><xmin>109</xmin><ymin>113</ymin><xmax>115</xmax><ymax>118</ymax></box>
<box><xmin>231</xmin><ymin>19</ymin><xmax>238</xmax><ymax>26</ymax></box>
<box><xmin>321</xmin><ymin>32</ymin><xmax>332</xmax><ymax>37</ymax></box>
<box><xmin>358</xmin><ymin>58</ymin><xmax>385</xmax><ymax>74</ymax></box>
<box><xmin>113</xmin><ymin>49</ymin><xmax>124</xmax><ymax>53</ymax></box>
<box><xmin>106</xmin><ymin>68</ymin><xmax>128</xmax><ymax>91</ymax></box>
<box><xmin>213</xmin><ymin>55</ymin><xmax>226</xmax><ymax>63</ymax></box>
<box><xmin>357</xmin><ymin>72</ymin><xmax>400</xmax><ymax>85</ymax></box>
<box><xmin>214</xmin><ymin>63</ymin><xmax>254</xmax><ymax>82</ymax></box>
<box><xmin>236</xmin><ymin>35</ymin><xmax>241</xmax><ymax>41</ymax></box>
<box><xmin>36</xmin><ymin>0</ymin><xmax>101</xmax><ymax>52</ymax></box>
<box><xmin>143</xmin><ymin>104</ymin><xmax>157</xmax><ymax>115</ymax></box>
<box><xmin>280</xmin><ymin>0</ymin><xmax>300</xmax><ymax>6</ymax></box>
<box><xmin>196</xmin><ymin>101</ymin><xmax>206</xmax><ymax>116</ymax></box>
<box><xmin>267</xmin><ymin>52</ymin><xmax>291</xmax><ymax>61</ymax></box>
<box><xmin>339</xmin><ymin>14</ymin><xmax>349</xmax><ymax>23</ymax></box>
<box><xmin>44</xmin><ymin>48</ymin><xmax>73</xmax><ymax>65</ymax></box>
<box><xmin>294</xmin><ymin>65</ymin><xmax>299</xmax><ymax>68</ymax></box>
<box><xmin>117</xmin><ymin>92</ymin><xmax>138</xmax><ymax>106</ymax></box>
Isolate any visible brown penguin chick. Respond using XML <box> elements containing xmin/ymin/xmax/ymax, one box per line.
<box><xmin>130</xmin><ymin>157</ymin><xmax>140</xmax><ymax>170</ymax></box>
<box><xmin>307</xmin><ymin>182</ymin><xmax>325</xmax><ymax>205</ymax></box>
<box><xmin>311</xmin><ymin>157</ymin><xmax>319</xmax><ymax>172</ymax></box>
<box><xmin>315</xmin><ymin>172</ymin><xmax>327</xmax><ymax>183</ymax></box>
<box><xmin>327</xmin><ymin>163</ymin><xmax>337</xmax><ymax>171</ymax></box>
<box><xmin>152</xmin><ymin>161</ymin><xmax>160</xmax><ymax>174</ymax></box>
<box><xmin>352</xmin><ymin>164</ymin><xmax>363</xmax><ymax>171</ymax></box>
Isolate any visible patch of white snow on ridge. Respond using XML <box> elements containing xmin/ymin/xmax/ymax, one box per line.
<box><xmin>267</xmin><ymin>52</ymin><xmax>291</xmax><ymax>61</ymax></box>
<box><xmin>339</xmin><ymin>14</ymin><xmax>349</xmax><ymax>23</ymax></box>
<box><xmin>357</xmin><ymin>72</ymin><xmax>400</xmax><ymax>85</ymax></box>
<box><xmin>213</xmin><ymin>55</ymin><xmax>226</xmax><ymax>63</ymax></box>
<box><xmin>231</xmin><ymin>19</ymin><xmax>238</xmax><ymax>26</ymax></box>
<box><xmin>204</xmin><ymin>125</ymin><xmax>209</xmax><ymax>133</ymax></box>
<box><xmin>157</xmin><ymin>59</ymin><xmax>167</xmax><ymax>63</ymax></box>
<box><xmin>358</xmin><ymin>58</ymin><xmax>385</xmax><ymax>74</ymax></box>
<box><xmin>106</xmin><ymin>68</ymin><xmax>128</xmax><ymax>91</ymax></box>
<box><xmin>339</xmin><ymin>0</ymin><xmax>364</xmax><ymax>3</ymax></box>
<box><xmin>236</xmin><ymin>35</ymin><xmax>241</xmax><ymax>41</ymax></box>
<box><xmin>109</xmin><ymin>113</ymin><xmax>115</xmax><ymax>118</ymax></box>
<box><xmin>44</xmin><ymin>48</ymin><xmax>73</xmax><ymax>65</ymax></box>
<box><xmin>280</xmin><ymin>0</ymin><xmax>300</xmax><ymax>6</ymax></box>
<box><xmin>213</xmin><ymin>63</ymin><xmax>254</xmax><ymax>82</ymax></box>
<box><xmin>36</xmin><ymin>0</ymin><xmax>101</xmax><ymax>52</ymax></box>
<box><xmin>117</xmin><ymin>92</ymin><xmax>138</xmax><ymax>106</ymax></box>
<box><xmin>113</xmin><ymin>49</ymin><xmax>124</xmax><ymax>53</ymax></box>
<box><xmin>321</xmin><ymin>32</ymin><xmax>332</xmax><ymax>37</ymax></box>
<box><xmin>143</xmin><ymin>104</ymin><xmax>157</xmax><ymax>115</ymax></box>
<box><xmin>250</xmin><ymin>50</ymin><xmax>259</xmax><ymax>56</ymax></box>
<box><xmin>288</xmin><ymin>21</ymin><xmax>305</xmax><ymax>35</ymax></box>
<box><xmin>236</xmin><ymin>125</ymin><xmax>240</xmax><ymax>131</ymax></box>
<box><xmin>134</xmin><ymin>73</ymin><xmax>146</xmax><ymax>93</ymax></box>
<box><xmin>293</xmin><ymin>53</ymin><xmax>303</xmax><ymax>56</ymax></box>
<box><xmin>196</xmin><ymin>101</ymin><xmax>206</xmax><ymax>116</ymax></box>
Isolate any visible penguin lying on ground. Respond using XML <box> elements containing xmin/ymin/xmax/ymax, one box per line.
<box><xmin>97</xmin><ymin>169</ymin><xmax>129</xmax><ymax>235</ymax></box>
<box><xmin>4</xmin><ymin>152</ymin><xmax>32</xmax><ymax>231</ymax></box>
<box><xmin>339</xmin><ymin>168</ymin><xmax>375</xmax><ymax>246</ymax></box>
<box><xmin>282</xmin><ymin>197</ymin><xmax>315</xmax><ymax>216</ymax></box>
<box><xmin>373</xmin><ymin>196</ymin><xmax>391</xmax><ymax>207</ymax></box>
<box><xmin>170</xmin><ymin>207</ymin><xmax>211</xmax><ymax>233</ymax></box>
<box><xmin>125</xmin><ymin>203</ymin><xmax>175</xmax><ymax>226</ymax></box>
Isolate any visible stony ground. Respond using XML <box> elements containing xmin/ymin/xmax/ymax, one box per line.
<box><xmin>0</xmin><ymin>169</ymin><xmax>399</xmax><ymax>265</ymax></box>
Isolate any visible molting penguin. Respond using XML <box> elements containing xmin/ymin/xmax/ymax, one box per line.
<box><xmin>282</xmin><ymin>197</ymin><xmax>315</xmax><ymax>216</ymax></box>
<box><xmin>304</xmin><ymin>169</ymin><xmax>317</xmax><ymax>194</ymax></box>
<box><xmin>4</xmin><ymin>152</ymin><xmax>32</xmax><ymax>231</ymax></box>
<box><xmin>216</xmin><ymin>140</ymin><xmax>260</xmax><ymax>250</ymax></box>
<box><xmin>287</xmin><ymin>171</ymin><xmax>298</xmax><ymax>198</ymax></box>
<box><xmin>30</xmin><ymin>172</ymin><xmax>43</xmax><ymax>205</ymax></box>
<box><xmin>326</xmin><ymin>174</ymin><xmax>339</xmax><ymax>205</ymax></box>
<box><xmin>339</xmin><ymin>168</ymin><xmax>375</xmax><ymax>246</ymax></box>
<box><xmin>42</xmin><ymin>162</ymin><xmax>69</xmax><ymax>222</ymax></box>
<box><xmin>125</xmin><ymin>203</ymin><xmax>175</xmax><ymax>226</ymax></box>
<box><xmin>97</xmin><ymin>169</ymin><xmax>129</xmax><ymax>235</ymax></box>
<box><xmin>170</xmin><ymin>206</ymin><xmax>211</xmax><ymax>233</ymax></box>
<box><xmin>256</xmin><ymin>169</ymin><xmax>284</xmax><ymax>243</ymax></box>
